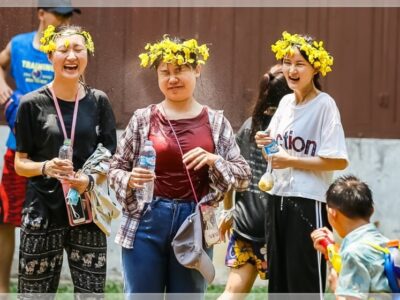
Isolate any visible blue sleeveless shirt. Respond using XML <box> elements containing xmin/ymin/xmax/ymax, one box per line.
<box><xmin>6</xmin><ymin>31</ymin><xmax>54</xmax><ymax>150</ymax></box>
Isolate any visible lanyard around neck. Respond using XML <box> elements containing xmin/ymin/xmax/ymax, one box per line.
<box><xmin>49</xmin><ymin>85</ymin><xmax>80</xmax><ymax>148</ymax></box>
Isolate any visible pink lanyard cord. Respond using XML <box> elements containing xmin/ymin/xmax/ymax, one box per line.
<box><xmin>49</xmin><ymin>85</ymin><xmax>80</xmax><ymax>148</ymax></box>
<box><xmin>160</xmin><ymin>104</ymin><xmax>199</xmax><ymax>203</ymax></box>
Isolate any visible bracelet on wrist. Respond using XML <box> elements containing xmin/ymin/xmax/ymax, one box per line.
<box><xmin>41</xmin><ymin>160</ymin><xmax>49</xmax><ymax>177</ymax></box>
<box><xmin>85</xmin><ymin>174</ymin><xmax>95</xmax><ymax>192</ymax></box>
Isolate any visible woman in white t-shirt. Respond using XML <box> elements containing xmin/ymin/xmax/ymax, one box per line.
<box><xmin>255</xmin><ymin>32</ymin><xmax>349</xmax><ymax>296</ymax></box>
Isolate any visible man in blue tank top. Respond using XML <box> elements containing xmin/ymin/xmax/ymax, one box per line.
<box><xmin>0</xmin><ymin>0</ymin><xmax>80</xmax><ymax>293</ymax></box>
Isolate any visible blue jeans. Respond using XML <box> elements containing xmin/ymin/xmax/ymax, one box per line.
<box><xmin>122</xmin><ymin>197</ymin><xmax>212</xmax><ymax>297</ymax></box>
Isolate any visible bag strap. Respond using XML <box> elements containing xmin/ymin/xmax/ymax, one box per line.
<box><xmin>160</xmin><ymin>103</ymin><xmax>199</xmax><ymax>203</ymax></box>
<box><xmin>365</xmin><ymin>241</ymin><xmax>390</xmax><ymax>254</ymax></box>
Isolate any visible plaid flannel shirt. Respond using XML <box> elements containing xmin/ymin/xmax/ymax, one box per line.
<box><xmin>109</xmin><ymin>104</ymin><xmax>251</xmax><ymax>248</ymax></box>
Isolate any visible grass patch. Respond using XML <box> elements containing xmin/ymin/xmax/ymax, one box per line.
<box><xmin>10</xmin><ymin>280</ymin><xmax>267</xmax><ymax>294</ymax></box>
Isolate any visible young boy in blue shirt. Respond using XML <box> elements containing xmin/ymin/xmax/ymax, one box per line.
<box><xmin>311</xmin><ymin>175</ymin><xmax>391</xmax><ymax>299</ymax></box>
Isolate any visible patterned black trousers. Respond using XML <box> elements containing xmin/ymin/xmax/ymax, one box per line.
<box><xmin>18</xmin><ymin>215</ymin><xmax>107</xmax><ymax>294</ymax></box>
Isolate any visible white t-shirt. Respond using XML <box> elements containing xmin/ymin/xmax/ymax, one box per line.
<box><xmin>267</xmin><ymin>92</ymin><xmax>348</xmax><ymax>202</ymax></box>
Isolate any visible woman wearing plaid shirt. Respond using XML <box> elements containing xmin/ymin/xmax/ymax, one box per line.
<box><xmin>109</xmin><ymin>35</ymin><xmax>251</xmax><ymax>296</ymax></box>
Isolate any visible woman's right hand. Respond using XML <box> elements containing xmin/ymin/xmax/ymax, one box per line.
<box><xmin>44</xmin><ymin>158</ymin><xmax>74</xmax><ymax>179</ymax></box>
<box><xmin>128</xmin><ymin>167</ymin><xmax>155</xmax><ymax>189</ymax></box>
<box><xmin>255</xmin><ymin>131</ymin><xmax>273</xmax><ymax>148</ymax></box>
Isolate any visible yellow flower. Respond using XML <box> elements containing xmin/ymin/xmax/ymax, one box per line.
<box><xmin>176</xmin><ymin>55</ymin><xmax>184</xmax><ymax>65</ymax></box>
<box><xmin>43</xmin><ymin>25</ymin><xmax>55</xmax><ymax>38</ymax></box>
<box><xmin>271</xmin><ymin>31</ymin><xmax>333</xmax><ymax>76</ymax></box>
<box><xmin>40</xmin><ymin>25</ymin><xmax>56</xmax><ymax>53</ymax></box>
<box><xmin>39</xmin><ymin>25</ymin><xmax>95</xmax><ymax>55</ymax></box>
<box><xmin>138</xmin><ymin>35</ymin><xmax>210</xmax><ymax>68</ymax></box>
<box><xmin>81</xmin><ymin>31</ymin><xmax>95</xmax><ymax>54</ymax></box>
<box><xmin>48</xmin><ymin>41</ymin><xmax>56</xmax><ymax>52</ymax></box>
<box><xmin>139</xmin><ymin>53</ymin><xmax>150</xmax><ymax>67</ymax></box>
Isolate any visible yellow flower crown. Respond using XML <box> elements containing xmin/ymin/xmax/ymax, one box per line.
<box><xmin>271</xmin><ymin>31</ymin><xmax>333</xmax><ymax>76</ymax></box>
<box><xmin>139</xmin><ymin>35</ymin><xmax>210</xmax><ymax>68</ymax></box>
<box><xmin>40</xmin><ymin>25</ymin><xmax>95</xmax><ymax>54</ymax></box>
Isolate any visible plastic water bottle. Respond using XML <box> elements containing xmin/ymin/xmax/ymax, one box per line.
<box><xmin>258</xmin><ymin>133</ymin><xmax>279</xmax><ymax>192</ymax></box>
<box><xmin>137</xmin><ymin>140</ymin><xmax>156</xmax><ymax>202</ymax></box>
<box><xmin>59</xmin><ymin>139</ymin><xmax>73</xmax><ymax>161</ymax></box>
<box><xmin>58</xmin><ymin>139</ymin><xmax>74</xmax><ymax>200</ymax></box>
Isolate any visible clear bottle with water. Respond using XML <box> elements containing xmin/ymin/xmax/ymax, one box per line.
<box><xmin>59</xmin><ymin>139</ymin><xmax>73</xmax><ymax>161</ymax></box>
<box><xmin>137</xmin><ymin>140</ymin><xmax>156</xmax><ymax>202</ymax></box>
<box><xmin>259</xmin><ymin>133</ymin><xmax>279</xmax><ymax>192</ymax></box>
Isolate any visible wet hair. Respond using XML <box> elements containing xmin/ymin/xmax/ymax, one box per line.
<box><xmin>53</xmin><ymin>25</ymin><xmax>84</xmax><ymax>43</ymax></box>
<box><xmin>49</xmin><ymin>25</ymin><xmax>94</xmax><ymax>57</ymax></box>
<box><xmin>250</xmin><ymin>64</ymin><xmax>292</xmax><ymax>140</ymax></box>
<box><xmin>296</xmin><ymin>34</ymin><xmax>322</xmax><ymax>90</ymax></box>
<box><xmin>326</xmin><ymin>175</ymin><xmax>374</xmax><ymax>221</ymax></box>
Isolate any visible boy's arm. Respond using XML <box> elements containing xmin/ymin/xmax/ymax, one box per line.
<box><xmin>0</xmin><ymin>41</ymin><xmax>12</xmax><ymax>104</ymax></box>
<box><xmin>335</xmin><ymin>251</ymin><xmax>371</xmax><ymax>300</ymax></box>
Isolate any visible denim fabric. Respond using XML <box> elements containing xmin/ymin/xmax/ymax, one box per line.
<box><xmin>121</xmin><ymin>197</ymin><xmax>212</xmax><ymax>298</ymax></box>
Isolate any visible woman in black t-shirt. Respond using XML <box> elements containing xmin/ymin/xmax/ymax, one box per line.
<box><xmin>14</xmin><ymin>25</ymin><xmax>116</xmax><ymax>293</ymax></box>
<box><xmin>218</xmin><ymin>65</ymin><xmax>291</xmax><ymax>297</ymax></box>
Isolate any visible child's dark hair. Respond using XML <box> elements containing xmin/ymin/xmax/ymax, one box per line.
<box><xmin>250</xmin><ymin>64</ymin><xmax>292</xmax><ymax>140</ymax></box>
<box><xmin>326</xmin><ymin>175</ymin><xmax>374</xmax><ymax>220</ymax></box>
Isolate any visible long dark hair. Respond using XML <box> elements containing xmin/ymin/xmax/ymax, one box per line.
<box><xmin>250</xmin><ymin>64</ymin><xmax>292</xmax><ymax>140</ymax></box>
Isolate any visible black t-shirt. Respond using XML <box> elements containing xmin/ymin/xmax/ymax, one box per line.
<box><xmin>233</xmin><ymin>117</ymin><xmax>271</xmax><ymax>242</ymax></box>
<box><xmin>15</xmin><ymin>85</ymin><xmax>117</xmax><ymax>225</ymax></box>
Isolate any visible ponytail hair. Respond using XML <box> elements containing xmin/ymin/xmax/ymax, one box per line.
<box><xmin>250</xmin><ymin>64</ymin><xmax>292</xmax><ymax>140</ymax></box>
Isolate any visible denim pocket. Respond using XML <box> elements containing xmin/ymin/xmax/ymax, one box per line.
<box><xmin>140</xmin><ymin>202</ymin><xmax>151</xmax><ymax>219</ymax></box>
<box><xmin>140</xmin><ymin>198</ymin><xmax>159</xmax><ymax>222</ymax></box>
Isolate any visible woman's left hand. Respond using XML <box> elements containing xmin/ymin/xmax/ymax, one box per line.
<box><xmin>269</xmin><ymin>146</ymin><xmax>293</xmax><ymax>169</ymax></box>
<box><xmin>182</xmin><ymin>147</ymin><xmax>219</xmax><ymax>170</ymax></box>
<box><xmin>63</xmin><ymin>172</ymin><xmax>89</xmax><ymax>195</ymax></box>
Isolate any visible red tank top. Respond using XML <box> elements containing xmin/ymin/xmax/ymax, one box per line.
<box><xmin>149</xmin><ymin>106</ymin><xmax>215</xmax><ymax>201</ymax></box>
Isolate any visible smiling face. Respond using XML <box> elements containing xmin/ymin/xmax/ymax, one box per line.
<box><xmin>49</xmin><ymin>33</ymin><xmax>88</xmax><ymax>81</ymax></box>
<box><xmin>157</xmin><ymin>62</ymin><xmax>200</xmax><ymax>103</ymax></box>
<box><xmin>282</xmin><ymin>47</ymin><xmax>317</xmax><ymax>93</ymax></box>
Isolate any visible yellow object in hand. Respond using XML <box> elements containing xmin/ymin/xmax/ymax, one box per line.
<box><xmin>327</xmin><ymin>243</ymin><xmax>342</xmax><ymax>273</ymax></box>
<box><xmin>258</xmin><ymin>172</ymin><xmax>274</xmax><ymax>192</ymax></box>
